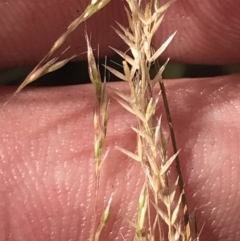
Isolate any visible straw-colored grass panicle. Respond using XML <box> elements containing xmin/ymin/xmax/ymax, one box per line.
<box><xmin>9</xmin><ymin>1</ymin><xmax>113</xmax><ymax>240</ymax></box>
<box><xmin>5</xmin><ymin>0</ymin><xmax>112</xmax><ymax>104</ymax></box>
<box><xmin>106</xmin><ymin>0</ymin><xmax>198</xmax><ymax>240</ymax></box>
<box><xmin>9</xmin><ymin>0</ymin><xmax>200</xmax><ymax>240</ymax></box>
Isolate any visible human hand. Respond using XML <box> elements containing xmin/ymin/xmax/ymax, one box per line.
<box><xmin>0</xmin><ymin>1</ymin><xmax>240</xmax><ymax>240</ymax></box>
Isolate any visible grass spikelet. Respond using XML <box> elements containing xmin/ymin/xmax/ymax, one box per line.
<box><xmin>93</xmin><ymin>195</ymin><xmax>113</xmax><ymax>241</ymax></box>
<box><xmin>86</xmin><ymin>33</ymin><xmax>103</xmax><ymax>104</ymax></box>
<box><xmin>136</xmin><ymin>184</ymin><xmax>148</xmax><ymax>239</ymax></box>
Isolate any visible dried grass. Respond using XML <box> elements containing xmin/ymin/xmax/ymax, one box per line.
<box><xmin>11</xmin><ymin>0</ymin><xmax>200</xmax><ymax>240</ymax></box>
<box><xmin>5</xmin><ymin>0</ymin><xmax>111</xmax><ymax>104</ymax></box>
<box><xmin>88</xmin><ymin>0</ymin><xmax>200</xmax><ymax>240</ymax></box>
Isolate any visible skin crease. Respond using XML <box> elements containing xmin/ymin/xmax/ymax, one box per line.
<box><xmin>0</xmin><ymin>0</ymin><xmax>240</xmax><ymax>240</ymax></box>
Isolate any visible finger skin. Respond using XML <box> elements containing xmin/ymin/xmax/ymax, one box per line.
<box><xmin>0</xmin><ymin>75</ymin><xmax>240</xmax><ymax>241</ymax></box>
<box><xmin>1</xmin><ymin>0</ymin><xmax>240</xmax><ymax>68</ymax></box>
<box><xmin>0</xmin><ymin>0</ymin><xmax>126</xmax><ymax>68</ymax></box>
<box><xmin>155</xmin><ymin>0</ymin><xmax>240</xmax><ymax>64</ymax></box>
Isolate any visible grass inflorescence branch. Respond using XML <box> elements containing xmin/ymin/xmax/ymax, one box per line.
<box><xmin>106</xmin><ymin>0</ymin><xmax>197</xmax><ymax>240</ymax></box>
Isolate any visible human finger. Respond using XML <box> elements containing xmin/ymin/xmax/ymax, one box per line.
<box><xmin>1</xmin><ymin>0</ymin><xmax>240</xmax><ymax>68</ymax></box>
<box><xmin>0</xmin><ymin>74</ymin><xmax>240</xmax><ymax>240</ymax></box>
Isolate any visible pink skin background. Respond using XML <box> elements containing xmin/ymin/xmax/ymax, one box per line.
<box><xmin>0</xmin><ymin>0</ymin><xmax>240</xmax><ymax>240</ymax></box>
